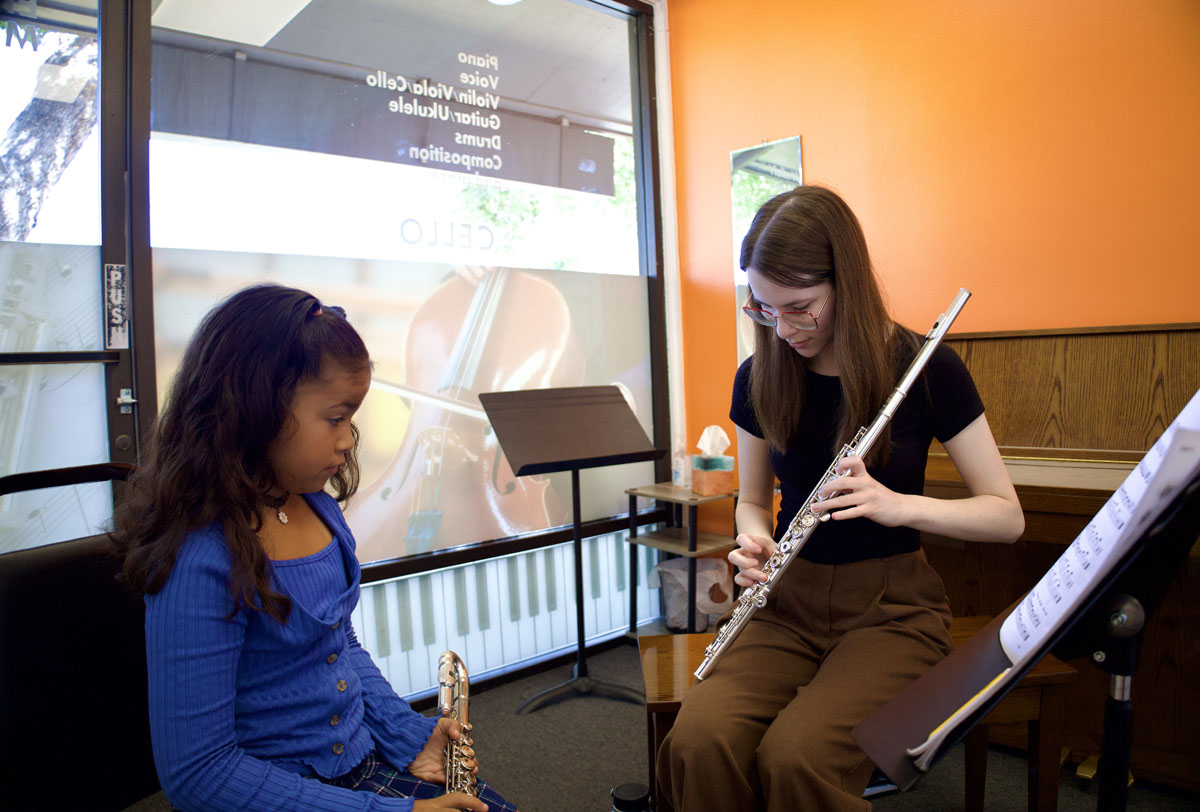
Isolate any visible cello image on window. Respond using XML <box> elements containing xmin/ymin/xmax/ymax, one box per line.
<box><xmin>346</xmin><ymin>267</ymin><xmax>583</xmax><ymax>562</ymax></box>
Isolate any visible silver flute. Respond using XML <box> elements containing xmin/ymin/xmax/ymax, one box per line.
<box><xmin>694</xmin><ymin>288</ymin><xmax>971</xmax><ymax>681</ymax></box>
<box><xmin>438</xmin><ymin>650</ymin><xmax>479</xmax><ymax>801</ymax></box>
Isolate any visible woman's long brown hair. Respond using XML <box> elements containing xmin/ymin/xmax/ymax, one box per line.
<box><xmin>110</xmin><ymin>284</ymin><xmax>369</xmax><ymax>622</ymax></box>
<box><xmin>741</xmin><ymin>185</ymin><xmax>913</xmax><ymax>464</ymax></box>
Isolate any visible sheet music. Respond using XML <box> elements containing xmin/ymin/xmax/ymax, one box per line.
<box><xmin>908</xmin><ymin>385</ymin><xmax>1200</xmax><ymax>771</ymax></box>
<box><xmin>999</xmin><ymin>384</ymin><xmax>1200</xmax><ymax>664</ymax></box>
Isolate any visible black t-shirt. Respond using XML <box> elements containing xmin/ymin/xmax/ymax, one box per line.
<box><xmin>729</xmin><ymin>334</ymin><xmax>985</xmax><ymax>564</ymax></box>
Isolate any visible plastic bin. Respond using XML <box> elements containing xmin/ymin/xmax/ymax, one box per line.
<box><xmin>649</xmin><ymin>556</ymin><xmax>733</xmax><ymax>632</ymax></box>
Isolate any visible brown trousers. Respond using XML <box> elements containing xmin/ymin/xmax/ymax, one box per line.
<box><xmin>656</xmin><ymin>550</ymin><xmax>953</xmax><ymax>812</ymax></box>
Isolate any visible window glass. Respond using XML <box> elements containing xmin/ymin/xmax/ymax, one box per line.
<box><xmin>149</xmin><ymin>0</ymin><xmax>655</xmax><ymax>563</ymax></box>
<box><xmin>0</xmin><ymin>242</ymin><xmax>103</xmax><ymax>353</ymax></box>
<box><xmin>0</xmin><ymin>362</ymin><xmax>111</xmax><ymax>552</ymax></box>
<box><xmin>1</xmin><ymin>24</ymin><xmax>110</xmax><ymax>553</ymax></box>
<box><xmin>1</xmin><ymin>27</ymin><xmax>104</xmax><ymax>353</ymax></box>
<box><xmin>0</xmin><ymin>27</ymin><xmax>102</xmax><ymax>246</ymax></box>
<box><xmin>0</xmin><ymin>363</ymin><xmax>109</xmax><ymax>473</ymax></box>
<box><xmin>0</xmin><ymin>481</ymin><xmax>113</xmax><ymax>554</ymax></box>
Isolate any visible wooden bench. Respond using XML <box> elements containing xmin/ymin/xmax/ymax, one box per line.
<box><xmin>638</xmin><ymin>615</ymin><xmax>1077</xmax><ymax>812</ymax></box>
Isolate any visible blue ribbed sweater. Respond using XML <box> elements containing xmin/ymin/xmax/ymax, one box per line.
<box><xmin>145</xmin><ymin>492</ymin><xmax>438</xmax><ymax>811</ymax></box>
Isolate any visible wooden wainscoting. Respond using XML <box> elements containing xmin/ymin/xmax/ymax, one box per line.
<box><xmin>944</xmin><ymin>322</ymin><xmax>1199</xmax><ymax>452</ymax></box>
<box><xmin>922</xmin><ymin>322</ymin><xmax>1200</xmax><ymax>792</ymax></box>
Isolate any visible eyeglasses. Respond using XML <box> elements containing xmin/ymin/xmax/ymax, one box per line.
<box><xmin>742</xmin><ymin>290</ymin><xmax>830</xmax><ymax>331</ymax></box>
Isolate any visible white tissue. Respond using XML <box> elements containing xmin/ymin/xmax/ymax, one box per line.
<box><xmin>697</xmin><ymin>425</ymin><xmax>731</xmax><ymax>457</ymax></box>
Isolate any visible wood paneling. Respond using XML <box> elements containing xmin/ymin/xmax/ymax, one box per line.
<box><xmin>926</xmin><ymin>323</ymin><xmax>1200</xmax><ymax>792</ymax></box>
<box><xmin>945</xmin><ymin>324</ymin><xmax>1200</xmax><ymax>453</ymax></box>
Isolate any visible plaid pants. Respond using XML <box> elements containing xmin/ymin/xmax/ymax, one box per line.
<box><xmin>320</xmin><ymin>749</ymin><xmax>518</xmax><ymax>811</ymax></box>
<box><xmin>170</xmin><ymin>750</ymin><xmax>519</xmax><ymax>811</ymax></box>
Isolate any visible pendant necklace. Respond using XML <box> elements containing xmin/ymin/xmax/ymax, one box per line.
<box><xmin>263</xmin><ymin>492</ymin><xmax>290</xmax><ymax>525</ymax></box>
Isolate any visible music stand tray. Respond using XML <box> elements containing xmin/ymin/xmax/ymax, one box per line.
<box><xmin>479</xmin><ymin>386</ymin><xmax>665</xmax><ymax>714</ymax></box>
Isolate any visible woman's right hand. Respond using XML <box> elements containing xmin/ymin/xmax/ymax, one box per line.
<box><xmin>413</xmin><ymin>793</ymin><xmax>489</xmax><ymax>811</ymax></box>
<box><xmin>729</xmin><ymin>532</ymin><xmax>776</xmax><ymax>588</ymax></box>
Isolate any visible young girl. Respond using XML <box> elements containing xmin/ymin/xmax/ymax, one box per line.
<box><xmin>657</xmin><ymin>186</ymin><xmax>1025</xmax><ymax>811</ymax></box>
<box><xmin>112</xmin><ymin>284</ymin><xmax>516</xmax><ymax>812</ymax></box>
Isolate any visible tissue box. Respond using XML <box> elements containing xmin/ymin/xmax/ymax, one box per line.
<box><xmin>691</xmin><ymin>454</ymin><xmax>734</xmax><ymax>496</ymax></box>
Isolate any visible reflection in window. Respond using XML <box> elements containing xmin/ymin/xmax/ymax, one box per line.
<box><xmin>149</xmin><ymin>0</ymin><xmax>654</xmax><ymax>563</ymax></box>
<box><xmin>0</xmin><ymin>481</ymin><xmax>113</xmax><ymax>554</ymax></box>
<box><xmin>0</xmin><ymin>242</ymin><xmax>103</xmax><ymax>353</ymax></box>
<box><xmin>0</xmin><ymin>363</ymin><xmax>111</xmax><ymax>552</ymax></box>
<box><xmin>1</xmin><ymin>26</ymin><xmax>110</xmax><ymax>552</ymax></box>
<box><xmin>1</xmin><ymin>28</ymin><xmax>101</xmax><ymax>245</ymax></box>
<box><xmin>0</xmin><ymin>363</ymin><xmax>109</xmax><ymax>474</ymax></box>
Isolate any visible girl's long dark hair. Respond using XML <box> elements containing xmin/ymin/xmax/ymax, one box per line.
<box><xmin>111</xmin><ymin>284</ymin><xmax>369</xmax><ymax>622</ymax></box>
<box><xmin>741</xmin><ymin>185</ymin><xmax>914</xmax><ymax>463</ymax></box>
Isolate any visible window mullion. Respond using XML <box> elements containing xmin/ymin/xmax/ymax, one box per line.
<box><xmin>98</xmin><ymin>0</ymin><xmax>137</xmax><ymax>466</ymax></box>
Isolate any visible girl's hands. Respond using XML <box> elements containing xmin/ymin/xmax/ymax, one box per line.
<box><xmin>812</xmin><ymin>455</ymin><xmax>908</xmax><ymax>527</ymax></box>
<box><xmin>409</xmin><ymin>718</ymin><xmax>488</xmax><ymax>810</ymax></box>
<box><xmin>413</xmin><ymin>794</ymin><xmax>488</xmax><ymax>811</ymax></box>
<box><xmin>729</xmin><ymin>533</ymin><xmax>776</xmax><ymax>587</ymax></box>
<box><xmin>408</xmin><ymin>717</ymin><xmax>478</xmax><ymax>783</ymax></box>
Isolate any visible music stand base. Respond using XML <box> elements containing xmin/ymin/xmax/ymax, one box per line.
<box><xmin>516</xmin><ymin>665</ymin><xmax>643</xmax><ymax>715</ymax></box>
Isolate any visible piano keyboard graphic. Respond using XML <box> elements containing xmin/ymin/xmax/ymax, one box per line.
<box><xmin>354</xmin><ymin>531</ymin><xmax>662</xmax><ymax>698</ymax></box>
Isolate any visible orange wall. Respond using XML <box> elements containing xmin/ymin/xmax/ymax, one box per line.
<box><xmin>667</xmin><ymin>0</ymin><xmax>1200</xmax><ymax>530</ymax></box>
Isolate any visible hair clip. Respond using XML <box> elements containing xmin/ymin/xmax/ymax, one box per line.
<box><xmin>311</xmin><ymin>304</ymin><xmax>347</xmax><ymax>319</ymax></box>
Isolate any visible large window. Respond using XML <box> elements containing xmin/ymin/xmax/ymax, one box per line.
<box><xmin>150</xmin><ymin>0</ymin><xmax>666</xmax><ymax>693</ymax></box>
<box><xmin>148</xmin><ymin>0</ymin><xmax>661</xmax><ymax>569</ymax></box>
<box><xmin>1</xmin><ymin>0</ymin><xmax>667</xmax><ymax>697</ymax></box>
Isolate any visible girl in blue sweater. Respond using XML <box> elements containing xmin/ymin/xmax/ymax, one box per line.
<box><xmin>113</xmin><ymin>284</ymin><xmax>516</xmax><ymax>812</ymax></box>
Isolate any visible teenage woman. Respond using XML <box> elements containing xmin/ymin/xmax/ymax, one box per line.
<box><xmin>656</xmin><ymin>186</ymin><xmax>1024</xmax><ymax>812</ymax></box>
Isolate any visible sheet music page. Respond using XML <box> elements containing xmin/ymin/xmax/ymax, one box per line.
<box><xmin>999</xmin><ymin>385</ymin><xmax>1200</xmax><ymax>664</ymax></box>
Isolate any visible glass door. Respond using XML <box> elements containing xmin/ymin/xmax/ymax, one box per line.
<box><xmin>0</xmin><ymin>3</ymin><xmax>133</xmax><ymax>552</ymax></box>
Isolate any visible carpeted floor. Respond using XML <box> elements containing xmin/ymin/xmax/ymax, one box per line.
<box><xmin>460</xmin><ymin>641</ymin><xmax>651</xmax><ymax>812</ymax></box>
<box><xmin>464</xmin><ymin>640</ymin><xmax>1200</xmax><ymax>812</ymax></box>
<box><xmin>125</xmin><ymin>639</ymin><xmax>1199</xmax><ymax>812</ymax></box>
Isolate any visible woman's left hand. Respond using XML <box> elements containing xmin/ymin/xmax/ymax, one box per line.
<box><xmin>407</xmin><ymin>716</ymin><xmax>479</xmax><ymax>783</ymax></box>
<box><xmin>813</xmin><ymin>455</ymin><xmax>909</xmax><ymax>527</ymax></box>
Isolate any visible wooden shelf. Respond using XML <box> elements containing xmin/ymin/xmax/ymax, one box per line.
<box><xmin>628</xmin><ymin>527</ymin><xmax>735</xmax><ymax>558</ymax></box>
<box><xmin>625</xmin><ymin>482</ymin><xmax>738</xmax><ymax>505</ymax></box>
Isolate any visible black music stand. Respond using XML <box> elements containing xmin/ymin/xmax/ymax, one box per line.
<box><xmin>479</xmin><ymin>386</ymin><xmax>665</xmax><ymax>714</ymax></box>
<box><xmin>855</xmin><ymin>470</ymin><xmax>1200</xmax><ymax>812</ymax></box>
<box><xmin>1045</xmin><ymin>472</ymin><xmax>1200</xmax><ymax>812</ymax></box>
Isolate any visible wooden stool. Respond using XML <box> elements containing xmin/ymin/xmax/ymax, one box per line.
<box><xmin>638</xmin><ymin>616</ymin><xmax>1077</xmax><ymax>812</ymax></box>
